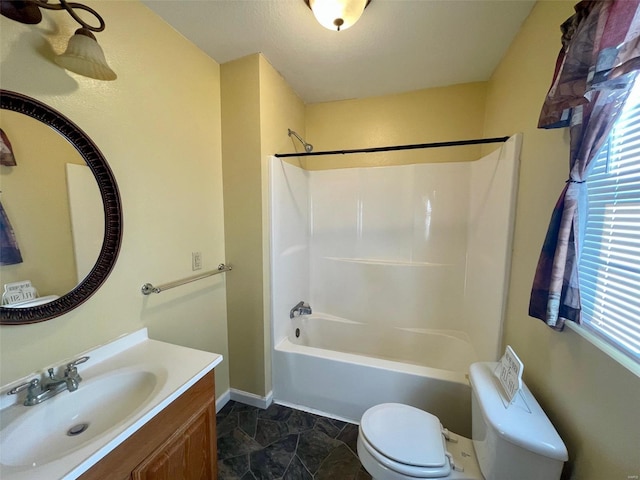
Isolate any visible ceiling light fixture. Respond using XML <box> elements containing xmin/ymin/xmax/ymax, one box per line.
<box><xmin>1</xmin><ymin>0</ymin><xmax>116</xmax><ymax>80</ymax></box>
<box><xmin>304</xmin><ymin>0</ymin><xmax>371</xmax><ymax>32</ymax></box>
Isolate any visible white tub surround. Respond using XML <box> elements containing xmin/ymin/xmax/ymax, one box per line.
<box><xmin>275</xmin><ymin>314</ymin><xmax>474</xmax><ymax>434</ymax></box>
<box><xmin>0</xmin><ymin>328</ymin><xmax>222</xmax><ymax>480</ymax></box>
<box><xmin>270</xmin><ymin>135</ymin><xmax>521</xmax><ymax>428</ymax></box>
<box><xmin>288</xmin><ymin>314</ymin><xmax>475</xmax><ymax>372</ymax></box>
<box><xmin>274</xmin><ymin>333</ymin><xmax>472</xmax><ymax>435</ymax></box>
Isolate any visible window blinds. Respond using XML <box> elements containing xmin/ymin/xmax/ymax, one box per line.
<box><xmin>580</xmin><ymin>85</ymin><xmax>640</xmax><ymax>362</ymax></box>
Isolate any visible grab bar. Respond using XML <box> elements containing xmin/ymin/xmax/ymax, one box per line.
<box><xmin>141</xmin><ymin>263</ymin><xmax>232</xmax><ymax>295</ymax></box>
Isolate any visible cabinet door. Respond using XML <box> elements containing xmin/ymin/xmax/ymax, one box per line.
<box><xmin>132</xmin><ymin>401</ymin><xmax>216</xmax><ymax>480</ymax></box>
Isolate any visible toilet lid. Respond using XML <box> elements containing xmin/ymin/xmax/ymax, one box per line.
<box><xmin>360</xmin><ymin>403</ymin><xmax>447</xmax><ymax>468</ymax></box>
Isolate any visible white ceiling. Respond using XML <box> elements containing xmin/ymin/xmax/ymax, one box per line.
<box><xmin>143</xmin><ymin>0</ymin><xmax>536</xmax><ymax>104</ymax></box>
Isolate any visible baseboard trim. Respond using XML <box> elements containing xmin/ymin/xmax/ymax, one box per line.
<box><xmin>215</xmin><ymin>388</ymin><xmax>231</xmax><ymax>413</ymax></box>
<box><xmin>274</xmin><ymin>399</ymin><xmax>357</xmax><ymax>424</ymax></box>
<box><xmin>228</xmin><ymin>388</ymin><xmax>274</xmax><ymax>409</ymax></box>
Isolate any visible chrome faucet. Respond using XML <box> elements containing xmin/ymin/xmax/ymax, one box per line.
<box><xmin>7</xmin><ymin>356</ymin><xmax>89</xmax><ymax>406</ymax></box>
<box><xmin>290</xmin><ymin>301</ymin><xmax>312</xmax><ymax>319</ymax></box>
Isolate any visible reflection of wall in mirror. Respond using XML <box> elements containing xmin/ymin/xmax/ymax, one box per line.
<box><xmin>66</xmin><ymin>164</ymin><xmax>104</xmax><ymax>283</ymax></box>
<box><xmin>0</xmin><ymin>110</ymin><xmax>85</xmax><ymax>297</ymax></box>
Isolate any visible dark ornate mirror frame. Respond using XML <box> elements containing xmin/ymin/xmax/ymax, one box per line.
<box><xmin>0</xmin><ymin>90</ymin><xmax>122</xmax><ymax>324</ymax></box>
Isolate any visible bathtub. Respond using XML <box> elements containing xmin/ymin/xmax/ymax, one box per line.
<box><xmin>272</xmin><ymin>314</ymin><xmax>475</xmax><ymax>436</ymax></box>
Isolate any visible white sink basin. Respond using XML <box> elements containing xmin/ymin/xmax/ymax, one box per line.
<box><xmin>0</xmin><ymin>329</ymin><xmax>222</xmax><ymax>480</ymax></box>
<box><xmin>0</xmin><ymin>369</ymin><xmax>160</xmax><ymax>467</ymax></box>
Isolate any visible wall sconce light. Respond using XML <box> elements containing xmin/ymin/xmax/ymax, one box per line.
<box><xmin>1</xmin><ymin>0</ymin><xmax>116</xmax><ymax>80</ymax></box>
<box><xmin>304</xmin><ymin>0</ymin><xmax>371</xmax><ymax>32</ymax></box>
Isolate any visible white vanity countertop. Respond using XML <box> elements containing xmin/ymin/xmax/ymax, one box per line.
<box><xmin>0</xmin><ymin>328</ymin><xmax>223</xmax><ymax>480</ymax></box>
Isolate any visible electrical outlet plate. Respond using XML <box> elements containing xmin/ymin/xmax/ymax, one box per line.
<box><xmin>192</xmin><ymin>251</ymin><xmax>202</xmax><ymax>271</ymax></box>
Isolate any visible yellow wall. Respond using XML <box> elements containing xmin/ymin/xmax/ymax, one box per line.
<box><xmin>305</xmin><ymin>82</ymin><xmax>488</xmax><ymax>169</ymax></box>
<box><xmin>220</xmin><ymin>54</ymin><xmax>305</xmax><ymax>397</ymax></box>
<box><xmin>221</xmin><ymin>55</ymin><xmax>265</xmax><ymax>395</ymax></box>
<box><xmin>483</xmin><ymin>2</ymin><xmax>640</xmax><ymax>479</ymax></box>
<box><xmin>0</xmin><ymin>1</ymin><xmax>230</xmax><ymax>399</ymax></box>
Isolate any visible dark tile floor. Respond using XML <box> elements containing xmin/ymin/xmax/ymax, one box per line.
<box><xmin>216</xmin><ymin>401</ymin><xmax>372</xmax><ymax>480</ymax></box>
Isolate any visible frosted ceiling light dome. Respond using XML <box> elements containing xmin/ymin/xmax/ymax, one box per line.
<box><xmin>55</xmin><ymin>28</ymin><xmax>117</xmax><ymax>81</ymax></box>
<box><xmin>305</xmin><ymin>0</ymin><xmax>370</xmax><ymax>31</ymax></box>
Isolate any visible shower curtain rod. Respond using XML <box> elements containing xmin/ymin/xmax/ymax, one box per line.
<box><xmin>274</xmin><ymin>136</ymin><xmax>510</xmax><ymax>158</ymax></box>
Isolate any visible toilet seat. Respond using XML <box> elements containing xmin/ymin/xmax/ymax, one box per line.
<box><xmin>359</xmin><ymin>403</ymin><xmax>451</xmax><ymax>478</ymax></box>
<box><xmin>359</xmin><ymin>426</ymin><xmax>453</xmax><ymax>478</ymax></box>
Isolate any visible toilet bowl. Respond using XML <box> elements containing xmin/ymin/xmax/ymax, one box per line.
<box><xmin>356</xmin><ymin>362</ymin><xmax>568</xmax><ymax>480</ymax></box>
<box><xmin>357</xmin><ymin>403</ymin><xmax>483</xmax><ymax>480</ymax></box>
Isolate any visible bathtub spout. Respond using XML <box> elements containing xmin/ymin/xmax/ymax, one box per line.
<box><xmin>290</xmin><ymin>301</ymin><xmax>312</xmax><ymax>319</ymax></box>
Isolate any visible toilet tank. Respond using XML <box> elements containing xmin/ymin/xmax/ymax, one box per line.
<box><xmin>469</xmin><ymin>362</ymin><xmax>568</xmax><ymax>480</ymax></box>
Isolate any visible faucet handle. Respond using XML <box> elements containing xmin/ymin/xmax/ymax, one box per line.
<box><xmin>66</xmin><ymin>356</ymin><xmax>90</xmax><ymax>370</ymax></box>
<box><xmin>7</xmin><ymin>378</ymin><xmax>39</xmax><ymax>395</ymax></box>
<box><xmin>64</xmin><ymin>356</ymin><xmax>89</xmax><ymax>383</ymax></box>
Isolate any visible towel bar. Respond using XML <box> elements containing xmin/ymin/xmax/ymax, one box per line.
<box><xmin>141</xmin><ymin>263</ymin><xmax>232</xmax><ymax>295</ymax></box>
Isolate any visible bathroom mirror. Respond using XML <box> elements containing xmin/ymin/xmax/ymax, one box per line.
<box><xmin>0</xmin><ymin>90</ymin><xmax>122</xmax><ymax>324</ymax></box>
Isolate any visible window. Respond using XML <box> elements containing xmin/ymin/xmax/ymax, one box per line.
<box><xmin>579</xmin><ymin>80</ymin><xmax>640</xmax><ymax>366</ymax></box>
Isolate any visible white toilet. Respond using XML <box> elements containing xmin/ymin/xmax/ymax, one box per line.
<box><xmin>357</xmin><ymin>362</ymin><xmax>568</xmax><ymax>480</ymax></box>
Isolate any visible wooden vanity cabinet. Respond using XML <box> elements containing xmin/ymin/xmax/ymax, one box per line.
<box><xmin>79</xmin><ymin>371</ymin><xmax>217</xmax><ymax>480</ymax></box>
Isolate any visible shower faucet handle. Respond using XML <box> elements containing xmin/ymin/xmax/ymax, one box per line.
<box><xmin>290</xmin><ymin>301</ymin><xmax>312</xmax><ymax>318</ymax></box>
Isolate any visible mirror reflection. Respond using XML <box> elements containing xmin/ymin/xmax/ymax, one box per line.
<box><xmin>1</xmin><ymin>110</ymin><xmax>104</xmax><ymax>305</ymax></box>
<box><xmin>0</xmin><ymin>90</ymin><xmax>121</xmax><ymax>324</ymax></box>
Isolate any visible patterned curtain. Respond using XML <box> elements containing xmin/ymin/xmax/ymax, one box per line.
<box><xmin>530</xmin><ymin>0</ymin><xmax>640</xmax><ymax>330</ymax></box>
